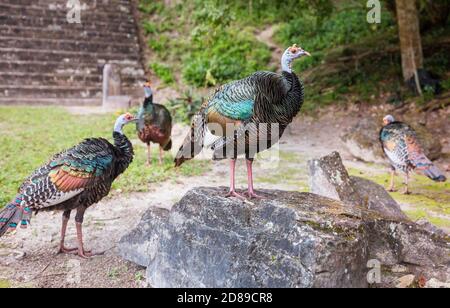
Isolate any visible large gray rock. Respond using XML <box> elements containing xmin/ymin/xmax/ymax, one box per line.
<box><xmin>119</xmin><ymin>187</ymin><xmax>450</xmax><ymax>288</ymax></box>
<box><xmin>308</xmin><ymin>151</ymin><xmax>362</xmax><ymax>207</ymax></box>
<box><xmin>341</xmin><ymin>117</ymin><xmax>442</xmax><ymax>163</ymax></box>
<box><xmin>308</xmin><ymin>152</ymin><xmax>408</xmax><ymax>221</ymax></box>
<box><xmin>351</xmin><ymin>176</ymin><xmax>408</xmax><ymax>221</ymax></box>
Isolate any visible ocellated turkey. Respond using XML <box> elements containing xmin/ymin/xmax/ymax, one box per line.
<box><xmin>380</xmin><ymin>115</ymin><xmax>447</xmax><ymax>194</ymax></box>
<box><xmin>0</xmin><ymin>113</ymin><xmax>137</xmax><ymax>258</ymax></box>
<box><xmin>175</xmin><ymin>45</ymin><xmax>310</xmax><ymax>199</ymax></box>
<box><xmin>137</xmin><ymin>81</ymin><xmax>173</xmax><ymax>165</ymax></box>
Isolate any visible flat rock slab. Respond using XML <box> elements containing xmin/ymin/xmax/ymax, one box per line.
<box><xmin>119</xmin><ymin>187</ymin><xmax>450</xmax><ymax>288</ymax></box>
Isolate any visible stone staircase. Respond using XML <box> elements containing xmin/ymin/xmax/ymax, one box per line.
<box><xmin>0</xmin><ymin>0</ymin><xmax>145</xmax><ymax>106</ymax></box>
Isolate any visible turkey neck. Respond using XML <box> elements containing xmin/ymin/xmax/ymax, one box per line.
<box><xmin>143</xmin><ymin>95</ymin><xmax>154</xmax><ymax>112</ymax></box>
<box><xmin>113</xmin><ymin>131</ymin><xmax>134</xmax><ymax>176</ymax></box>
<box><xmin>277</xmin><ymin>71</ymin><xmax>304</xmax><ymax>123</ymax></box>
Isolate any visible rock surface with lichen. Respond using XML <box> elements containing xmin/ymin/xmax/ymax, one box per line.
<box><xmin>341</xmin><ymin>117</ymin><xmax>442</xmax><ymax>163</ymax></box>
<box><xmin>308</xmin><ymin>151</ymin><xmax>408</xmax><ymax>221</ymax></box>
<box><xmin>119</xmin><ymin>186</ymin><xmax>449</xmax><ymax>288</ymax></box>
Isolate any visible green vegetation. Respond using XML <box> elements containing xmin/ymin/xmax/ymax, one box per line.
<box><xmin>0</xmin><ymin>107</ymin><xmax>210</xmax><ymax>207</ymax></box>
<box><xmin>138</xmin><ymin>0</ymin><xmax>272</xmax><ymax>87</ymax></box>
<box><xmin>166</xmin><ymin>90</ymin><xmax>204</xmax><ymax>124</ymax></box>
<box><xmin>150</xmin><ymin>63</ymin><xmax>174</xmax><ymax>85</ymax></box>
<box><xmin>0</xmin><ymin>279</ymin><xmax>11</xmax><ymax>289</ymax></box>
<box><xmin>138</xmin><ymin>0</ymin><xmax>450</xmax><ymax>112</ymax></box>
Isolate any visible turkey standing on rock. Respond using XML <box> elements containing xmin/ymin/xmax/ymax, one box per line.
<box><xmin>175</xmin><ymin>45</ymin><xmax>309</xmax><ymax>199</ymax></box>
<box><xmin>380</xmin><ymin>115</ymin><xmax>446</xmax><ymax>194</ymax></box>
<box><xmin>0</xmin><ymin>113</ymin><xmax>137</xmax><ymax>258</ymax></box>
<box><xmin>137</xmin><ymin>81</ymin><xmax>173</xmax><ymax>165</ymax></box>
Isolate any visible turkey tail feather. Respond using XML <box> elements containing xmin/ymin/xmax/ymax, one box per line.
<box><xmin>174</xmin><ymin>114</ymin><xmax>206</xmax><ymax>167</ymax></box>
<box><xmin>420</xmin><ymin>164</ymin><xmax>447</xmax><ymax>182</ymax></box>
<box><xmin>163</xmin><ymin>139</ymin><xmax>172</xmax><ymax>151</ymax></box>
<box><xmin>0</xmin><ymin>203</ymin><xmax>22</xmax><ymax>237</ymax></box>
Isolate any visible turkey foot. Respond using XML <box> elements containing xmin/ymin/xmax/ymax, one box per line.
<box><xmin>58</xmin><ymin>246</ymin><xmax>78</xmax><ymax>254</ymax></box>
<box><xmin>401</xmin><ymin>188</ymin><xmax>411</xmax><ymax>195</ymax></box>
<box><xmin>245</xmin><ymin>190</ymin><xmax>264</xmax><ymax>200</ymax></box>
<box><xmin>225</xmin><ymin>190</ymin><xmax>246</xmax><ymax>200</ymax></box>
<box><xmin>76</xmin><ymin>248</ymin><xmax>104</xmax><ymax>259</ymax></box>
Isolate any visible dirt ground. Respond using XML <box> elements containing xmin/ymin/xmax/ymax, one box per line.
<box><xmin>0</xmin><ymin>103</ymin><xmax>449</xmax><ymax>288</ymax></box>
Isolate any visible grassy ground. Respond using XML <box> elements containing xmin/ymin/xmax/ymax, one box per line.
<box><xmin>0</xmin><ymin>107</ymin><xmax>210</xmax><ymax>207</ymax></box>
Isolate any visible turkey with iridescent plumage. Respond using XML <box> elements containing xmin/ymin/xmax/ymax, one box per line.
<box><xmin>380</xmin><ymin>115</ymin><xmax>446</xmax><ymax>194</ymax></box>
<box><xmin>0</xmin><ymin>113</ymin><xmax>137</xmax><ymax>258</ymax></box>
<box><xmin>137</xmin><ymin>81</ymin><xmax>173</xmax><ymax>165</ymax></box>
<box><xmin>175</xmin><ymin>44</ymin><xmax>310</xmax><ymax>199</ymax></box>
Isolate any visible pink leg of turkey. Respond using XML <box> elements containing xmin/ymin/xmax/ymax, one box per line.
<box><xmin>225</xmin><ymin>159</ymin><xmax>245</xmax><ymax>200</ymax></box>
<box><xmin>246</xmin><ymin>160</ymin><xmax>263</xmax><ymax>199</ymax></box>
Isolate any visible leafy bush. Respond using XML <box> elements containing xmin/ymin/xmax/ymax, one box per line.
<box><xmin>182</xmin><ymin>29</ymin><xmax>271</xmax><ymax>87</ymax></box>
<box><xmin>166</xmin><ymin>90</ymin><xmax>204</xmax><ymax>124</ymax></box>
<box><xmin>150</xmin><ymin>63</ymin><xmax>174</xmax><ymax>85</ymax></box>
<box><xmin>276</xmin><ymin>7</ymin><xmax>396</xmax><ymax>71</ymax></box>
<box><xmin>139</xmin><ymin>0</ymin><xmax>271</xmax><ymax>88</ymax></box>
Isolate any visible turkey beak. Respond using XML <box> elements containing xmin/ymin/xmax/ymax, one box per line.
<box><xmin>303</xmin><ymin>50</ymin><xmax>311</xmax><ymax>57</ymax></box>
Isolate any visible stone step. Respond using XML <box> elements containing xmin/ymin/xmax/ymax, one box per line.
<box><xmin>0</xmin><ymin>73</ymin><xmax>102</xmax><ymax>87</ymax></box>
<box><xmin>0</xmin><ymin>85</ymin><xmax>139</xmax><ymax>100</ymax></box>
<box><xmin>0</xmin><ymin>85</ymin><xmax>103</xmax><ymax>99</ymax></box>
<box><xmin>0</xmin><ymin>0</ymin><xmax>144</xmax><ymax>106</ymax></box>
<box><xmin>0</xmin><ymin>59</ymin><xmax>144</xmax><ymax>76</ymax></box>
<box><xmin>0</xmin><ymin>37</ymin><xmax>140</xmax><ymax>55</ymax></box>
<box><xmin>0</xmin><ymin>0</ymin><xmax>132</xmax><ymax>14</ymax></box>
<box><xmin>0</xmin><ymin>72</ymin><xmax>141</xmax><ymax>87</ymax></box>
<box><xmin>0</xmin><ymin>3</ymin><xmax>134</xmax><ymax>22</ymax></box>
<box><xmin>0</xmin><ymin>97</ymin><xmax>102</xmax><ymax>106</ymax></box>
<box><xmin>0</xmin><ymin>14</ymin><xmax>137</xmax><ymax>34</ymax></box>
<box><xmin>0</xmin><ymin>25</ymin><xmax>139</xmax><ymax>43</ymax></box>
<box><xmin>0</xmin><ymin>47</ymin><xmax>141</xmax><ymax>63</ymax></box>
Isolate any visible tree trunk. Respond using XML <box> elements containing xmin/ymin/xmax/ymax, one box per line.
<box><xmin>395</xmin><ymin>0</ymin><xmax>423</xmax><ymax>82</ymax></box>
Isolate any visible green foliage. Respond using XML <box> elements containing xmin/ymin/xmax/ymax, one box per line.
<box><xmin>0</xmin><ymin>107</ymin><xmax>210</xmax><ymax>207</ymax></box>
<box><xmin>139</xmin><ymin>0</ymin><xmax>271</xmax><ymax>87</ymax></box>
<box><xmin>183</xmin><ymin>29</ymin><xmax>271</xmax><ymax>87</ymax></box>
<box><xmin>166</xmin><ymin>90</ymin><xmax>204</xmax><ymax>124</ymax></box>
<box><xmin>150</xmin><ymin>63</ymin><xmax>174</xmax><ymax>85</ymax></box>
<box><xmin>138</xmin><ymin>0</ymin><xmax>450</xmax><ymax>112</ymax></box>
<box><xmin>276</xmin><ymin>7</ymin><xmax>396</xmax><ymax>71</ymax></box>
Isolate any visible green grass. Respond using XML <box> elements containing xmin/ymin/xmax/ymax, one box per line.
<box><xmin>0</xmin><ymin>279</ymin><xmax>11</xmax><ymax>288</ymax></box>
<box><xmin>0</xmin><ymin>107</ymin><xmax>210</xmax><ymax>207</ymax></box>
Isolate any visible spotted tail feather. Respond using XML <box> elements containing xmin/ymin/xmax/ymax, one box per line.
<box><xmin>174</xmin><ymin>114</ymin><xmax>206</xmax><ymax>167</ymax></box>
<box><xmin>419</xmin><ymin>164</ymin><xmax>447</xmax><ymax>182</ymax></box>
<box><xmin>0</xmin><ymin>196</ymin><xmax>32</xmax><ymax>237</ymax></box>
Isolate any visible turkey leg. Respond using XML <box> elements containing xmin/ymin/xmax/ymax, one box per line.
<box><xmin>245</xmin><ymin>159</ymin><xmax>263</xmax><ymax>199</ymax></box>
<box><xmin>402</xmin><ymin>172</ymin><xmax>411</xmax><ymax>195</ymax></box>
<box><xmin>159</xmin><ymin>146</ymin><xmax>164</xmax><ymax>165</ymax></box>
<box><xmin>146</xmin><ymin>143</ymin><xmax>152</xmax><ymax>166</ymax></box>
<box><xmin>74</xmin><ymin>206</ymin><xmax>103</xmax><ymax>259</ymax></box>
<box><xmin>58</xmin><ymin>210</ymin><xmax>77</xmax><ymax>254</ymax></box>
<box><xmin>225</xmin><ymin>159</ymin><xmax>245</xmax><ymax>200</ymax></box>
<box><xmin>388</xmin><ymin>169</ymin><xmax>396</xmax><ymax>192</ymax></box>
